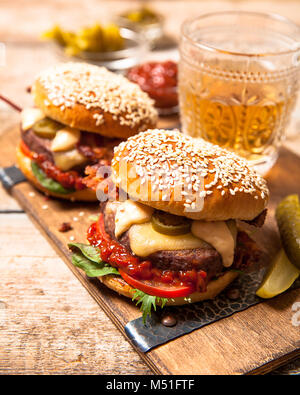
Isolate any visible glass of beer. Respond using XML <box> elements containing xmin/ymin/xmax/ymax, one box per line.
<box><xmin>179</xmin><ymin>11</ymin><xmax>300</xmax><ymax>174</ymax></box>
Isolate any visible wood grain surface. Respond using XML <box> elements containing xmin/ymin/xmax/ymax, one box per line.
<box><xmin>1</xmin><ymin>125</ymin><xmax>299</xmax><ymax>375</ymax></box>
<box><xmin>0</xmin><ymin>0</ymin><xmax>300</xmax><ymax>375</ymax></box>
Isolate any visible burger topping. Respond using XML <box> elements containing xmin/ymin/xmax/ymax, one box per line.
<box><xmin>227</xmin><ymin>219</ymin><xmax>238</xmax><ymax>241</ymax></box>
<box><xmin>20</xmin><ymin>140</ymin><xmax>86</xmax><ymax>190</ymax></box>
<box><xmin>151</xmin><ymin>211</ymin><xmax>191</xmax><ymax>236</ymax></box>
<box><xmin>118</xmin><ymin>269</ymin><xmax>194</xmax><ymax>298</ymax></box>
<box><xmin>128</xmin><ymin>222</ymin><xmax>208</xmax><ymax>257</ymax></box>
<box><xmin>102</xmin><ymin>200</ymin><xmax>222</xmax><ymax>274</ymax></box>
<box><xmin>114</xmin><ymin>200</ymin><xmax>154</xmax><ymax>239</ymax></box>
<box><xmin>191</xmin><ymin>220</ymin><xmax>236</xmax><ymax>268</ymax></box>
<box><xmin>21</xmin><ymin>121</ymin><xmax>117</xmax><ymax>190</ymax></box>
<box><xmin>31</xmin><ymin>161</ymin><xmax>75</xmax><ymax>194</ymax></box>
<box><xmin>87</xmin><ymin>214</ymin><xmax>207</xmax><ymax>295</ymax></box>
<box><xmin>53</xmin><ymin>149</ymin><xmax>87</xmax><ymax>171</ymax></box>
<box><xmin>21</xmin><ymin>108</ymin><xmax>45</xmax><ymax>131</ymax></box>
<box><xmin>112</xmin><ymin>199</ymin><xmax>236</xmax><ymax>267</ymax></box>
<box><xmin>34</xmin><ymin>155</ymin><xmax>86</xmax><ymax>190</ymax></box>
<box><xmin>51</xmin><ymin>127</ymin><xmax>81</xmax><ymax>152</ymax></box>
<box><xmin>86</xmin><ymin>212</ymin><xmax>260</xmax><ymax>300</ymax></box>
<box><xmin>22</xmin><ymin>117</ymin><xmax>87</xmax><ymax>172</ymax></box>
<box><xmin>33</xmin><ymin>117</ymin><xmax>63</xmax><ymax>138</ymax></box>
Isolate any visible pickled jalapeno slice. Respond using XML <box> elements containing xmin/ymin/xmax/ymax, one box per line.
<box><xmin>151</xmin><ymin>211</ymin><xmax>191</xmax><ymax>236</ymax></box>
<box><xmin>33</xmin><ymin>118</ymin><xmax>63</xmax><ymax>139</ymax></box>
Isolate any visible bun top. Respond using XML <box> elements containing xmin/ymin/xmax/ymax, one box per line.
<box><xmin>111</xmin><ymin>129</ymin><xmax>269</xmax><ymax>221</ymax></box>
<box><xmin>32</xmin><ymin>62</ymin><xmax>158</xmax><ymax>138</ymax></box>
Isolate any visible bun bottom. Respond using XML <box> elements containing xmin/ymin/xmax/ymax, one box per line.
<box><xmin>16</xmin><ymin>144</ymin><xmax>97</xmax><ymax>202</ymax></box>
<box><xmin>98</xmin><ymin>271</ymin><xmax>239</xmax><ymax>306</ymax></box>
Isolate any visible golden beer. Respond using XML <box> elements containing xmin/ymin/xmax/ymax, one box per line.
<box><xmin>180</xmin><ymin>78</ymin><xmax>297</xmax><ymax>160</ymax></box>
<box><xmin>179</xmin><ymin>12</ymin><xmax>300</xmax><ymax>174</ymax></box>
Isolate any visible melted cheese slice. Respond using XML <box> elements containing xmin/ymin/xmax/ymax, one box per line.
<box><xmin>51</xmin><ymin>127</ymin><xmax>81</xmax><ymax>152</ymax></box>
<box><xmin>191</xmin><ymin>220</ymin><xmax>235</xmax><ymax>267</ymax></box>
<box><xmin>115</xmin><ymin>200</ymin><xmax>154</xmax><ymax>239</ymax></box>
<box><xmin>53</xmin><ymin>149</ymin><xmax>86</xmax><ymax>171</ymax></box>
<box><xmin>129</xmin><ymin>222</ymin><xmax>207</xmax><ymax>257</ymax></box>
<box><xmin>21</xmin><ymin>108</ymin><xmax>44</xmax><ymax>131</ymax></box>
<box><xmin>106</xmin><ymin>201</ymin><xmax>121</xmax><ymax>215</ymax></box>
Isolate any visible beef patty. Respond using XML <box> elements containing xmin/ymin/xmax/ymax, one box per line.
<box><xmin>22</xmin><ymin>127</ymin><xmax>54</xmax><ymax>162</ymax></box>
<box><xmin>101</xmin><ymin>202</ymin><xmax>223</xmax><ymax>278</ymax></box>
<box><xmin>21</xmin><ymin>126</ymin><xmax>120</xmax><ymax>166</ymax></box>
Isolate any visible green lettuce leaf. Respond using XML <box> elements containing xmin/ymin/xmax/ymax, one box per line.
<box><xmin>69</xmin><ymin>242</ymin><xmax>101</xmax><ymax>263</ymax></box>
<box><xmin>31</xmin><ymin>161</ymin><xmax>75</xmax><ymax>195</ymax></box>
<box><xmin>132</xmin><ymin>289</ymin><xmax>169</xmax><ymax>324</ymax></box>
<box><xmin>69</xmin><ymin>243</ymin><xmax>119</xmax><ymax>277</ymax></box>
<box><xmin>69</xmin><ymin>243</ymin><xmax>169</xmax><ymax>323</ymax></box>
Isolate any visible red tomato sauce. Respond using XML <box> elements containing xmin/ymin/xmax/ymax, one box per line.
<box><xmin>87</xmin><ymin>214</ymin><xmax>208</xmax><ymax>292</ymax></box>
<box><xmin>20</xmin><ymin>140</ymin><xmax>86</xmax><ymax>191</ymax></box>
<box><xmin>127</xmin><ymin>61</ymin><xmax>178</xmax><ymax>109</ymax></box>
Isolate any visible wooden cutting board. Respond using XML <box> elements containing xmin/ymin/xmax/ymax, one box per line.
<box><xmin>1</xmin><ymin>124</ymin><xmax>299</xmax><ymax>375</ymax></box>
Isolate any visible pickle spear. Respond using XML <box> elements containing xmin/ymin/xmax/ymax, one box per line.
<box><xmin>275</xmin><ymin>194</ymin><xmax>300</xmax><ymax>270</ymax></box>
<box><xmin>256</xmin><ymin>249</ymin><xmax>299</xmax><ymax>299</ymax></box>
<box><xmin>256</xmin><ymin>194</ymin><xmax>300</xmax><ymax>298</ymax></box>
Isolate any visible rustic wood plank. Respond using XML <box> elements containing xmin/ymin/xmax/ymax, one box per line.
<box><xmin>0</xmin><ymin>111</ymin><xmax>23</xmax><ymax>212</ymax></box>
<box><xmin>0</xmin><ymin>185</ymin><xmax>22</xmax><ymax>212</ymax></box>
<box><xmin>0</xmin><ymin>213</ymin><xmax>151</xmax><ymax>375</ymax></box>
<box><xmin>1</xmin><ymin>0</ymin><xmax>300</xmax><ymax>376</ymax></box>
<box><xmin>1</xmin><ymin>125</ymin><xmax>299</xmax><ymax>375</ymax></box>
<box><xmin>147</xmin><ymin>288</ymin><xmax>300</xmax><ymax>375</ymax></box>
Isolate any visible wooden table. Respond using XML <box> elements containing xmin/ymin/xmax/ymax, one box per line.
<box><xmin>1</xmin><ymin>0</ymin><xmax>300</xmax><ymax>375</ymax></box>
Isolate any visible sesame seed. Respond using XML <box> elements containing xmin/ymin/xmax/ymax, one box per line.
<box><xmin>36</xmin><ymin>62</ymin><xmax>157</xmax><ymax>130</ymax></box>
<box><xmin>112</xmin><ymin>129</ymin><xmax>269</xmax><ymax>206</ymax></box>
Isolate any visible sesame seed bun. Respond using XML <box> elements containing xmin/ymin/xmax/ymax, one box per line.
<box><xmin>16</xmin><ymin>144</ymin><xmax>97</xmax><ymax>201</ymax></box>
<box><xmin>112</xmin><ymin>129</ymin><xmax>269</xmax><ymax>221</ymax></box>
<box><xmin>32</xmin><ymin>62</ymin><xmax>158</xmax><ymax>139</ymax></box>
<box><xmin>98</xmin><ymin>270</ymin><xmax>239</xmax><ymax>305</ymax></box>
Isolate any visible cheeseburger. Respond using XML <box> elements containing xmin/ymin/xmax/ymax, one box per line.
<box><xmin>71</xmin><ymin>129</ymin><xmax>269</xmax><ymax>318</ymax></box>
<box><xmin>17</xmin><ymin>62</ymin><xmax>157</xmax><ymax>201</ymax></box>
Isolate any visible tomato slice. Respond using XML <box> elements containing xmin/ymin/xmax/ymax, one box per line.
<box><xmin>119</xmin><ymin>269</ymin><xmax>195</xmax><ymax>298</ymax></box>
<box><xmin>20</xmin><ymin>140</ymin><xmax>33</xmax><ymax>159</ymax></box>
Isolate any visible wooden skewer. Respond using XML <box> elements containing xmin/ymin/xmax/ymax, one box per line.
<box><xmin>0</xmin><ymin>94</ymin><xmax>22</xmax><ymax>112</ymax></box>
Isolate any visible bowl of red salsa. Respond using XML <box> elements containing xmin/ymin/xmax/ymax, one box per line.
<box><xmin>126</xmin><ymin>60</ymin><xmax>178</xmax><ymax>115</ymax></box>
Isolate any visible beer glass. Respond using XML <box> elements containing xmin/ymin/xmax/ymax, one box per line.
<box><xmin>179</xmin><ymin>11</ymin><xmax>300</xmax><ymax>174</ymax></box>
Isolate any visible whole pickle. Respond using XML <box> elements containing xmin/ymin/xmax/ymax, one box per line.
<box><xmin>275</xmin><ymin>194</ymin><xmax>300</xmax><ymax>270</ymax></box>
